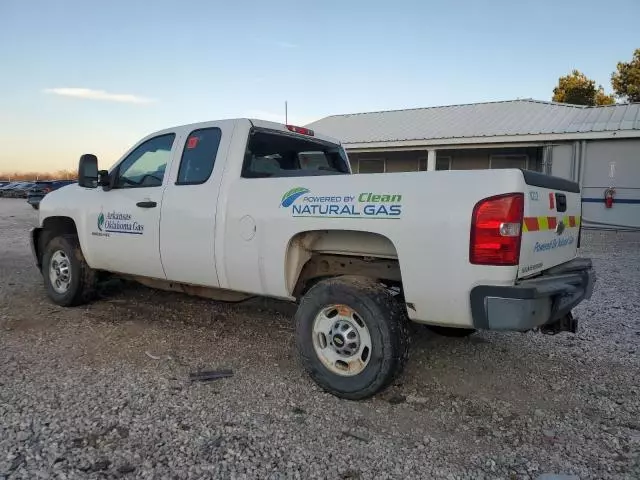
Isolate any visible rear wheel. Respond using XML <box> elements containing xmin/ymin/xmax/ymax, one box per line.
<box><xmin>296</xmin><ymin>276</ymin><xmax>410</xmax><ymax>400</ymax></box>
<box><xmin>42</xmin><ymin>235</ymin><xmax>96</xmax><ymax>306</ymax></box>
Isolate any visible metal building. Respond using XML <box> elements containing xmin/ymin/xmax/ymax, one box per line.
<box><xmin>308</xmin><ymin>99</ymin><xmax>640</xmax><ymax>230</ymax></box>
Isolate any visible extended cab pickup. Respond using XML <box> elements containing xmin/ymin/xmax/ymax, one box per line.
<box><xmin>32</xmin><ymin>119</ymin><xmax>595</xmax><ymax>399</ymax></box>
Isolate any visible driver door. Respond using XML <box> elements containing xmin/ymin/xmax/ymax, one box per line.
<box><xmin>84</xmin><ymin>133</ymin><xmax>177</xmax><ymax>279</ymax></box>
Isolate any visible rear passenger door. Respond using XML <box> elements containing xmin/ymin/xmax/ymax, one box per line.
<box><xmin>159</xmin><ymin>120</ymin><xmax>235</xmax><ymax>286</ymax></box>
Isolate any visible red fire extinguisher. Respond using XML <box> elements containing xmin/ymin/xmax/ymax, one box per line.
<box><xmin>604</xmin><ymin>187</ymin><xmax>615</xmax><ymax>208</ymax></box>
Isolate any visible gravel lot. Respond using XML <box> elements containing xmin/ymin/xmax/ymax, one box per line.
<box><xmin>1</xmin><ymin>199</ymin><xmax>639</xmax><ymax>479</ymax></box>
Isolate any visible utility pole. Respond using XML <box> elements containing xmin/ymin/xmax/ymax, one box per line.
<box><xmin>285</xmin><ymin>101</ymin><xmax>288</xmax><ymax>124</ymax></box>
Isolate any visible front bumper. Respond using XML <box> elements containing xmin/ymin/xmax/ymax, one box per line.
<box><xmin>31</xmin><ymin>227</ymin><xmax>43</xmax><ymax>271</ymax></box>
<box><xmin>471</xmin><ymin>257</ymin><xmax>595</xmax><ymax>332</ymax></box>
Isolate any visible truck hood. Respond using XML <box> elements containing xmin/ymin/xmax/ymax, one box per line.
<box><xmin>39</xmin><ymin>184</ymin><xmax>83</xmax><ymax>225</ymax></box>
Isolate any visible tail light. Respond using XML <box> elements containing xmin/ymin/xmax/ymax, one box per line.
<box><xmin>470</xmin><ymin>193</ymin><xmax>524</xmax><ymax>266</ymax></box>
<box><xmin>43</xmin><ymin>187</ymin><xmax>52</xmax><ymax>193</ymax></box>
<box><xmin>286</xmin><ymin>125</ymin><xmax>314</xmax><ymax>136</ymax></box>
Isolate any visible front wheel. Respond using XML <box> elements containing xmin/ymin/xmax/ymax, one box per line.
<box><xmin>42</xmin><ymin>235</ymin><xmax>96</xmax><ymax>307</ymax></box>
<box><xmin>295</xmin><ymin>276</ymin><xmax>410</xmax><ymax>400</ymax></box>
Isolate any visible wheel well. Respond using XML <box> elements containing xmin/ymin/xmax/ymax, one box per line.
<box><xmin>34</xmin><ymin>217</ymin><xmax>78</xmax><ymax>269</ymax></box>
<box><xmin>286</xmin><ymin>230</ymin><xmax>402</xmax><ymax>297</ymax></box>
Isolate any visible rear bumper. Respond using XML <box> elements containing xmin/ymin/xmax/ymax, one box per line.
<box><xmin>471</xmin><ymin>257</ymin><xmax>595</xmax><ymax>332</ymax></box>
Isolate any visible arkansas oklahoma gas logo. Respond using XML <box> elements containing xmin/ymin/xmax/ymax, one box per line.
<box><xmin>95</xmin><ymin>211</ymin><xmax>144</xmax><ymax>235</ymax></box>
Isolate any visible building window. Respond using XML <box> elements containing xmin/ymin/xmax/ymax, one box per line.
<box><xmin>489</xmin><ymin>154</ymin><xmax>528</xmax><ymax>170</ymax></box>
<box><xmin>436</xmin><ymin>156</ymin><xmax>452</xmax><ymax>170</ymax></box>
<box><xmin>419</xmin><ymin>156</ymin><xmax>451</xmax><ymax>171</ymax></box>
<box><xmin>358</xmin><ymin>159</ymin><xmax>386</xmax><ymax>174</ymax></box>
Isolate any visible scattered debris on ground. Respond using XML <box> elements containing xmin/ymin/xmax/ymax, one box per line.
<box><xmin>1</xmin><ymin>201</ymin><xmax>638</xmax><ymax>478</ymax></box>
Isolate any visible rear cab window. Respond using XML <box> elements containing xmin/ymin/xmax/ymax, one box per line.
<box><xmin>242</xmin><ymin>129</ymin><xmax>350</xmax><ymax>178</ymax></box>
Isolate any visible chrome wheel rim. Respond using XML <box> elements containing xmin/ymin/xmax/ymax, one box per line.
<box><xmin>312</xmin><ymin>305</ymin><xmax>372</xmax><ymax>376</ymax></box>
<box><xmin>49</xmin><ymin>250</ymin><xmax>71</xmax><ymax>294</ymax></box>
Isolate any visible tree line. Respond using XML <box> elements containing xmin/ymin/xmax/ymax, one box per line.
<box><xmin>552</xmin><ymin>48</ymin><xmax>640</xmax><ymax>106</ymax></box>
<box><xmin>0</xmin><ymin>169</ymin><xmax>78</xmax><ymax>182</ymax></box>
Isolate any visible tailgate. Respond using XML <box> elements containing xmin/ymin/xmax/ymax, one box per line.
<box><xmin>518</xmin><ymin>171</ymin><xmax>581</xmax><ymax>278</ymax></box>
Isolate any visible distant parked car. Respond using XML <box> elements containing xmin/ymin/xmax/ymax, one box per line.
<box><xmin>9</xmin><ymin>182</ymin><xmax>36</xmax><ymax>198</ymax></box>
<box><xmin>27</xmin><ymin>180</ymin><xmax>75</xmax><ymax>209</ymax></box>
<box><xmin>0</xmin><ymin>182</ymin><xmax>27</xmax><ymax>197</ymax></box>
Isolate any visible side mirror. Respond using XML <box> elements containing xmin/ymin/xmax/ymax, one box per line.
<box><xmin>78</xmin><ymin>154</ymin><xmax>98</xmax><ymax>188</ymax></box>
<box><xmin>98</xmin><ymin>170</ymin><xmax>111</xmax><ymax>189</ymax></box>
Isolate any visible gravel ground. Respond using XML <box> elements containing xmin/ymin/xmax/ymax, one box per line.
<box><xmin>1</xmin><ymin>198</ymin><xmax>639</xmax><ymax>479</ymax></box>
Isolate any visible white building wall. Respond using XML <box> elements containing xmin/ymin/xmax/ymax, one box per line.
<box><xmin>580</xmin><ymin>139</ymin><xmax>640</xmax><ymax>230</ymax></box>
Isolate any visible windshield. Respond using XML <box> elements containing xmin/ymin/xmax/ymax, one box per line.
<box><xmin>243</xmin><ymin>130</ymin><xmax>350</xmax><ymax>178</ymax></box>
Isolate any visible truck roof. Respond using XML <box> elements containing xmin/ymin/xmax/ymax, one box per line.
<box><xmin>147</xmin><ymin>118</ymin><xmax>343</xmax><ymax>147</ymax></box>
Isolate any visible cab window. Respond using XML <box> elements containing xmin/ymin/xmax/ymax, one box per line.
<box><xmin>114</xmin><ymin>134</ymin><xmax>175</xmax><ymax>188</ymax></box>
<box><xmin>176</xmin><ymin>128</ymin><xmax>222</xmax><ymax>185</ymax></box>
<box><xmin>242</xmin><ymin>129</ymin><xmax>350</xmax><ymax>178</ymax></box>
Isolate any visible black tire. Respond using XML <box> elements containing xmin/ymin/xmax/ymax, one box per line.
<box><xmin>426</xmin><ymin>325</ymin><xmax>476</xmax><ymax>337</ymax></box>
<box><xmin>42</xmin><ymin>234</ymin><xmax>96</xmax><ymax>307</ymax></box>
<box><xmin>295</xmin><ymin>276</ymin><xmax>410</xmax><ymax>400</ymax></box>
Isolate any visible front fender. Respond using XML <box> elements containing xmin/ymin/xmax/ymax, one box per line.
<box><xmin>39</xmin><ymin>185</ymin><xmax>91</xmax><ymax>263</ymax></box>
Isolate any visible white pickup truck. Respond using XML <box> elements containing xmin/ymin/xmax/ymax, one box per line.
<box><xmin>32</xmin><ymin>119</ymin><xmax>595</xmax><ymax>399</ymax></box>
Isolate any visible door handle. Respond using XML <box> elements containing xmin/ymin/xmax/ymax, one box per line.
<box><xmin>136</xmin><ymin>201</ymin><xmax>157</xmax><ymax>208</ymax></box>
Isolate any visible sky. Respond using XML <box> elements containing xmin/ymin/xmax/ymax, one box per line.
<box><xmin>0</xmin><ymin>0</ymin><xmax>638</xmax><ymax>173</ymax></box>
